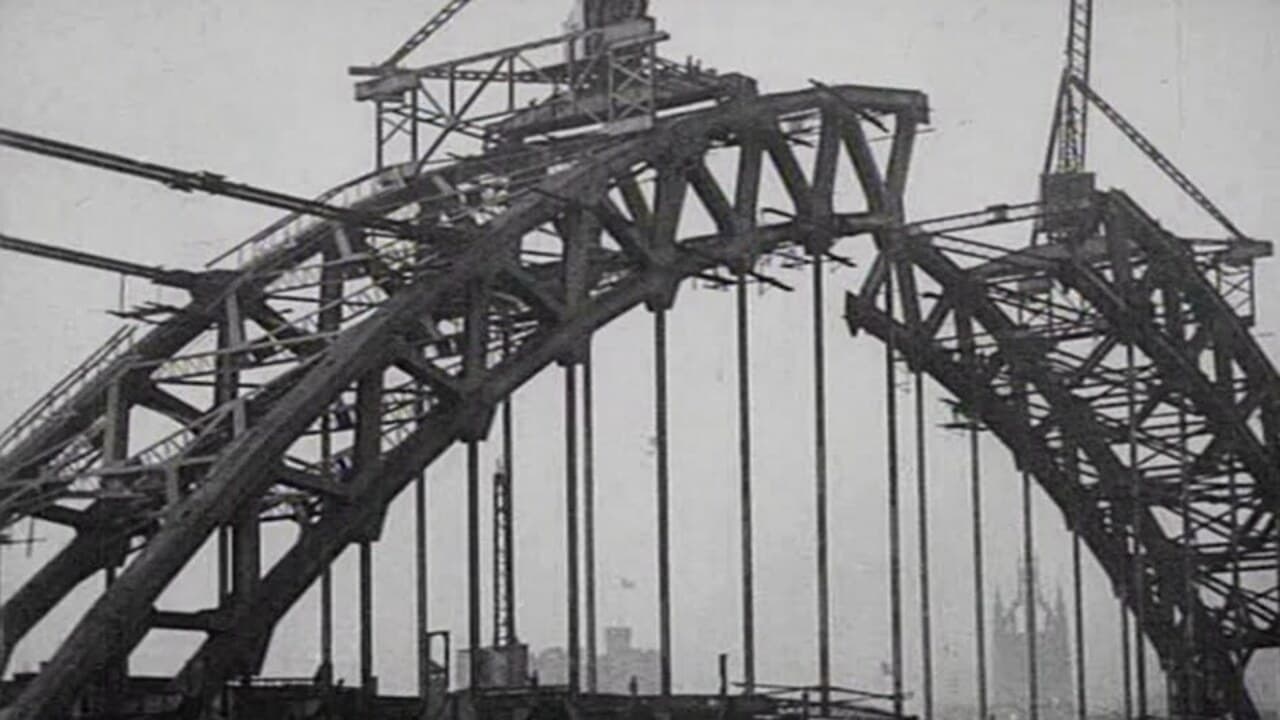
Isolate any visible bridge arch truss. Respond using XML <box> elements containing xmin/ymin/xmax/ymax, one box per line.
<box><xmin>0</xmin><ymin>79</ymin><xmax>1274</xmax><ymax>719</ymax></box>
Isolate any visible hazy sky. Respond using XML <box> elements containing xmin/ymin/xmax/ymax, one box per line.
<box><xmin>0</xmin><ymin>0</ymin><xmax>1277</xmax><ymax>714</ymax></box>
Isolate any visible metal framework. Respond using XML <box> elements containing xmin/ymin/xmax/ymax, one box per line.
<box><xmin>0</xmin><ymin>3</ymin><xmax>1275</xmax><ymax>719</ymax></box>
<box><xmin>846</xmin><ymin>191</ymin><xmax>1277</xmax><ymax>717</ymax></box>
<box><xmin>0</xmin><ymin>75</ymin><xmax>929</xmax><ymax>717</ymax></box>
<box><xmin>1049</xmin><ymin>0</ymin><xmax>1093</xmax><ymax>175</ymax></box>
<box><xmin>352</xmin><ymin>1</ymin><xmax>744</xmax><ymax>172</ymax></box>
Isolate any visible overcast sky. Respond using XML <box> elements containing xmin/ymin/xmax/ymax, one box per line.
<box><xmin>0</xmin><ymin>0</ymin><xmax>1277</xmax><ymax>714</ymax></box>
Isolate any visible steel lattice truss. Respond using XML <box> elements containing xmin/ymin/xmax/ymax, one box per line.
<box><xmin>846</xmin><ymin>193</ymin><xmax>1278</xmax><ymax>718</ymax></box>
<box><xmin>0</xmin><ymin>56</ymin><xmax>1275</xmax><ymax>720</ymax></box>
<box><xmin>0</xmin><ymin>83</ymin><xmax>928</xmax><ymax>718</ymax></box>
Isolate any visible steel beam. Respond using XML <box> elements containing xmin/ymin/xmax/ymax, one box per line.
<box><xmin>653</xmin><ymin>308</ymin><xmax>672</xmax><ymax>696</ymax></box>
<box><xmin>0</xmin><ymin>88</ymin><xmax>926</xmax><ymax>717</ymax></box>
<box><xmin>845</xmin><ymin>215</ymin><xmax>1272</xmax><ymax>717</ymax></box>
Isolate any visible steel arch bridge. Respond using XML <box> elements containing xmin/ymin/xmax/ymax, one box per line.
<box><xmin>0</xmin><ymin>9</ymin><xmax>1276</xmax><ymax>720</ymax></box>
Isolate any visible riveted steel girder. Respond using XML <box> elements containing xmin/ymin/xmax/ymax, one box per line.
<box><xmin>0</xmin><ymin>84</ymin><xmax>922</xmax><ymax>719</ymax></box>
<box><xmin>845</xmin><ymin>190</ymin><xmax>1276</xmax><ymax>717</ymax></box>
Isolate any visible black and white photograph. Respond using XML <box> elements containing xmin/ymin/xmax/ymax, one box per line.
<box><xmin>0</xmin><ymin>2</ymin><xmax>1276</xmax><ymax>718</ymax></box>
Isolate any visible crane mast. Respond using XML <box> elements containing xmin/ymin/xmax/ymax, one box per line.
<box><xmin>1040</xmin><ymin>0</ymin><xmax>1259</xmax><ymax>249</ymax></box>
<box><xmin>1038</xmin><ymin>0</ymin><xmax>1095</xmax><ymax>241</ymax></box>
<box><xmin>1054</xmin><ymin>0</ymin><xmax>1093</xmax><ymax>174</ymax></box>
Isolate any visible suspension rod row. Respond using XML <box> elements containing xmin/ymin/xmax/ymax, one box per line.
<box><xmin>583</xmin><ymin>348</ymin><xmax>599</xmax><ymax>694</ymax></box>
<box><xmin>914</xmin><ymin>370</ymin><xmax>933</xmax><ymax>720</ymax></box>
<box><xmin>503</xmin><ymin>332</ymin><xmax>517</xmax><ymax>646</ymax></box>
<box><xmin>215</xmin><ymin>522</ymin><xmax>231</xmax><ymax>720</ymax></box>
<box><xmin>467</xmin><ymin>440</ymin><xmax>482</xmax><ymax>693</ymax></box>
<box><xmin>416</xmin><ymin>301</ymin><xmax>434</xmax><ymax>700</ymax></box>
<box><xmin>812</xmin><ymin>256</ymin><xmax>831</xmax><ymax>715</ymax></box>
<box><xmin>969</xmin><ymin>389</ymin><xmax>989</xmax><ymax>720</ymax></box>
<box><xmin>355</xmin><ymin>375</ymin><xmax>381</xmax><ymax>702</ymax></box>
<box><xmin>493</xmin><ymin>395</ymin><xmax>505</xmax><ymax>644</ymax></box>
<box><xmin>1022</xmin><ymin>467</ymin><xmax>1039</xmax><ymax>720</ymax></box>
<box><xmin>1121</xmin><ymin>593</ymin><xmax>1132</xmax><ymax>720</ymax></box>
<box><xmin>736</xmin><ymin>275</ymin><xmax>757</xmax><ymax>694</ymax></box>
<box><xmin>359</xmin><ymin>539</ymin><xmax>375</xmax><ymax>696</ymax></box>
<box><xmin>959</xmin><ymin>304</ymin><xmax>990</xmax><ymax>720</ymax></box>
<box><xmin>1220</xmin><ymin>338</ymin><xmax>1245</xmax><ymax>715</ymax></box>
<box><xmin>1071</xmin><ymin>447</ymin><xmax>1087</xmax><ymax>720</ymax></box>
<box><xmin>1229</xmin><ymin>456</ymin><xmax>1242</xmax><ymax>712</ymax></box>
<box><xmin>654</xmin><ymin>309</ymin><xmax>673</xmax><ymax>697</ymax></box>
<box><xmin>217</xmin><ymin>528</ymin><xmax>230</xmax><ymax>604</ymax></box>
<box><xmin>492</xmin><ymin>317</ymin><xmax>518</xmax><ymax>650</ymax></box>
<box><xmin>415</xmin><ymin>466</ymin><xmax>430</xmax><ymax>699</ymax></box>
<box><xmin>318</xmin><ymin>254</ymin><xmax>340</xmax><ymax>688</ymax></box>
<box><xmin>319</xmin><ymin>414</ymin><xmax>334</xmax><ymax>686</ymax></box>
<box><xmin>1127</xmin><ymin>342</ymin><xmax>1148</xmax><ymax>719</ymax></box>
<box><xmin>1178</xmin><ymin>399</ymin><xmax>1194</xmax><ymax>714</ymax></box>
<box><xmin>564</xmin><ymin>367</ymin><xmax>581</xmax><ymax>695</ymax></box>
<box><xmin>885</xmin><ymin>260</ymin><xmax>905</xmax><ymax>720</ymax></box>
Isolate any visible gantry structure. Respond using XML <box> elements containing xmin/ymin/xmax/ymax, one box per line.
<box><xmin>0</xmin><ymin>1</ymin><xmax>1275</xmax><ymax>719</ymax></box>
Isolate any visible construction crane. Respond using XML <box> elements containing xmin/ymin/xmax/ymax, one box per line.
<box><xmin>378</xmin><ymin>0</ymin><xmax>476</xmax><ymax>70</ymax></box>
<box><xmin>1048</xmin><ymin>0</ymin><xmax>1093</xmax><ymax>175</ymax></box>
<box><xmin>1040</xmin><ymin>0</ymin><xmax>1258</xmax><ymax>250</ymax></box>
<box><xmin>1068</xmin><ymin>75</ymin><xmax>1250</xmax><ymax>243</ymax></box>
<box><xmin>1037</xmin><ymin>0</ymin><xmax>1095</xmax><ymax>242</ymax></box>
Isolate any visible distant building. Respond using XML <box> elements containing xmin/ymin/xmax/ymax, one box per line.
<box><xmin>532</xmin><ymin>646</ymin><xmax>568</xmax><ymax>687</ymax></box>
<box><xmin>991</xmin><ymin>559</ymin><xmax>1073</xmax><ymax>720</ymax></box>
<box><xmin>457</xmin><ymin>644</ymin><xmax>531</xmax><ymax>689</ymax></box>
<box><xmin>598</xmin><ymin>627</ymin><xmax>660</xmax><ymax>694</ymax></box>
<box><xmin>988</xmin><ymin>563</ymin><xmax>1279</xmax><ymax>720</ymax></box>
<box><xmin>532</xmin><ymin>626</ymin><xmax>659</xmax><ymax>693</ymax></box>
